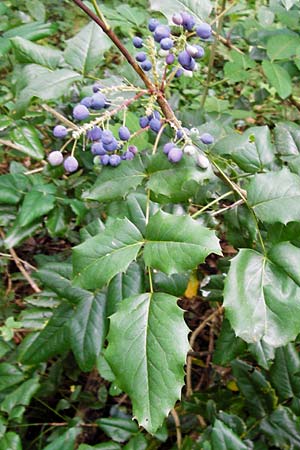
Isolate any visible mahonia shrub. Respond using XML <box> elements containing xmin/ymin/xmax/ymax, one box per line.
<box><xmin>1</xmin><ymin>0</ymin><xmax>300</xmax><ymax>448</ymax></box>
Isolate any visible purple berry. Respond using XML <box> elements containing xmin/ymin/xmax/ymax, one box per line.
<box><xmin>160</xmin><ymin>37</ymin><xmax>173</xmax><ymax>50</ymax></box>
<box><xmin>133</xmin><ymin>36</ymin><xmax>143</xmax><ymax>48</ymax></box>
<box><xmin>136</xmin><ymin>52</ymin><xmax>147</xmax><ymax>62</ymax></box>
<box><xmin>175</xmin><ymin>68</ymin><xmax>184</xmax><ymax>77</ymax></box>
<box><xmin>101</xmin><ymin>130</ymin><xmax>114</xmax><ymax>145</ymax></box>
<box><xmin>181</xmin><ymin>12</ymin><xmax>195</xmax><ymax>30</ymax></box>
<box><xmin>186</xmin><ymin>45</ymin><xmax>198</xmax><ymax>57</ymax></box>
<box><xmin>128</xmin><ymin>145</ymin><xmax>138</xmax><ymax>155</ymax></box>
<box><xmin>88</xmin><ymin>126</ymin><xmax>102</xmax><ymax>141</ymax></box>
<box><xmin>91</xmin><ymin>93</ymin><xmax>106</xmax><ymax>110</ymax></box>
<box><xmin>123</xmin><ymin>150</ymin><xmax>134</xmax><ymax>160</ymax></box>
<box><xmin>153</xmin><ymin>25</ymin><xmax>170</xmax><ymax>42</ymax></box>
<box><xmin>186</xmin><ymin>58</ymin><xmax>196</xmax><ymax>71</ymax></box>
<box><xmin>176</xmin><ymin>129</ymin><xmax>184</xmax><ymax>139</ymax></box>
<box><xmin>163</xmin><ymin>142</ymin><xmax>175</xmax><ymax>154</ymax></box>
<box><xmin>73</xmin><ymin>104</ymin><xmax>89</xmax><ymax>120</ymax></box>
<box><xmin>64</xmin><ymin>156</ymin><xmax>78</xmax><ymax>172</ymax></box>
<box><xmin>196</xmin><ymin>23</ymin><xmax>212</xmax><ymax>39</ymax></box>
<box><xmin>118</xmin><ymin>126</ymin><xmax>131</xmax><ymax>141</ymax></box>
<box><xmin>109</xmin><ymin>154</ymin><xmax>121</xmax><ymax>167</ymax></box>
<box><xmin>200</xmin><ymin>133</ymin><xmax>214</xmax><ymax>144</ymax></box>
<box><xmin>139</xmin><ymin>116</ymin><xmax>149</xmax><ymax>128</ymax></box>
<box><xmin>178</xmin><ymin>50</ymin><xmax>192</xmax><ymax>69</ymax></box>
<box><xmin>148</xmin><ymin>18</ymin><xmax>160</xmax><ymax>32</ymax></box>
<box><xmin>166</xmin><ymin>53</ymin><xmax>175</xmax><ymax>65</ymax></box>
<box><xmin>141</xmin><ymin>60</ymin><xmax>152</xmax><ymax>71</ymax></box>
<box><xmin>101</xmin><ymin>154</ymin><xmax>110</xmax><ymax>165</ymax></box>
<box><xmin>103</xmin><ymin>138</ymin><xmax>118</xmax><ymax>152</ymax></box>
<box><xmin>172</xmin><ymin>13</ymin><xmax>183</xmax><ymax>25</ymax></box>
<box><xmin>194</xmin><ymin>45</ymin><xmax>205</xmax><ymax>59</ymax></box>
<box><xmin>91</xmin><ymin>142</ymin><xmax>106</xmax><ymax>155</ymax></box>
<box><xmin>53</xmin><ymin>125</ymin><xmax>68</xmax><ymax>139</ymax></box>
<box><xmin>80</xmin><ymin>96</ymin><xmax>92</xmax><ymax>108</ymax></box>
<box><xmin>93</xmin><ymin>83</ymin><xmax>102</xmax><ymax>93</ymax></box>
<box><xmin>168</xmin><ymin>147</ymin><xmax>183</xmax><ymax>163</ymax></box>
<box><xmin>151</xmin><ymin>110</ymin><xmax>161</xmax><ymax>120</ymax></box>
<box><xmin>149</xmin><ymin>118</ymin><xmax>161</xmax><ymax>133</ymax></box>
<box><xmin>48</xmin><ymin>151</ymin><xmax>63</xmax><ymax>166</ymax></box>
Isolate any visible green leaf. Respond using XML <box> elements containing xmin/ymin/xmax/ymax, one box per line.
<box><xmin>105</xmin><ymin>292</ymin><xmax>189</xmax><ymax>433</ymax></box>
<box><xmin>78</xmin><ymin>443</ymin><xmax>121</xmax><ymax>450</ymax></box>
<box><xmin>18</xmin><ymin>190</ymin><xmax>56</xmax><ymax>227</ymax></box>
<box><xmin>149</xmin><ymin>0</ymin><xmax>212</xmax><ymax>21</ymax></box>
<box><xmin>26</xmin><ymin>0</ymin><xmax>46</xmax><ymax>21</ymax></box>
<box><xmin>10</xmin><ymin>125</ymin><xmax>44</xmax><ymax>160</ymax></box>
<box><xmin>210</xmin><ymin>419</ymin><xmax>248</xmax><ymax>450</ymax></box>
<box><xmin>0</xmin><ymin>174</ymin><xmax>29</xmax><ymax>205</ymax></box>
<box><xmin>144</xmin><ymin>211</ymin><xmax>221</xmax><ymax>274</ymax></box>
<box><xmin>123</xmin><ymin>434</ymin><xmax>148</xmax><ymax>450</ymax></box>
<box><xmin>231</xmin><ymin>360</ymin><xmax>277</xmax><ymax>418</ymax></box>
<box><xmin>260</xmin><ymin>406</ymin><xmax>300</xmax><ymax>448</ymax></box>
<box><xmin>213</xmin><ymin>126</ymin><xmax>275</xmax><ymax>173</ymax></box>
<box><xmin>82</xmin><ymin>158</ymin><xmax>146</xmax><ymax>203</ymax></box>
<box><xmin>42</xmin><ymin>427</ymin><xmax>80</xmax><ymax>450</ymax></box>
<box><xmin>262</xmin><ymin>60</ymin><xmax>292</xmax><ymax>99</ymax></box>
<box><xmin>3</xmin><ymin>21</ymin><xmax>56</xmax><ymax>41</ymax></box>
<box><xmin>0</xmin><ymin>432</ymin><xmax>22</xmax><ymax>450</ymax></box>
<box><xmin>11</xmin><ymin>37</ymin><xmax>62</xmax><ymax>69</ymax></box>
<box><xmin>248</xmin><ymin>341</ymin><xmax>275</xmax><ymax>370</ymax></box>
<box><xmin>0</xmin><ymin>364</ymin><xmax>24</xmax><ymax>392</ymax></box>
<box><xmin>97</xmin><ymin>417</ymin><xmax>138</xmax><ymax>443</ymax></box>
<box><xmin>224</xmin><ymin>248</ymin><xmax>300</xmax><ymax>346</ymax></box>
<box><xmin>3</xmin><ymin>221</ymin><xmax>40</xmax><ymax>249</ymax></box>
<box><xmin>70</xmin><ymin>292</ymin><xmax>107</xmax><ymax>371</ymax></box>
<box><xmin>247</xmin><ymin>168</ymin><xmax>300</xmax><ymax>224</ymax></box>
<box><xmin>64</xmin><ymin>22</ymin><xmax>111</xmax><ymax>76</ymax></box>
<box><xmin>270</xmin><ymin>344</ymin><xmax>300</xmax><ymax>400</ymax></box>
<box><xmin>266</xmin><ymin>34</ymin><xmax>300</xmax><ymax>60</ymax></box>
<box><xmin>0</xmin><ymin>378</ymin><xmax>40</xmax><ymax>418</ymax></box>
<box><xmin>20</xmin><ymin>303</ymin><xmax>73</xmax><ymax>364</ymax></box>
<box><xmin>213</xmin><ymin>319</ymin><xmax>246</xmax><ymax>366</ymax></box>
<box><xmin>73</xmin><ymin>219</ymin><xmax>143</xmax><ymax>290</ymax></box>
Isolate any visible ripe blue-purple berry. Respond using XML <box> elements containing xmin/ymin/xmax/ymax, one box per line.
<box><xmin>109</xmin><ymin>154</ymin><xmax>121</xmax><ymax>166</ymax></box>
<box><xmin>103</xmin><ymin>138</ymin><xmax>118</xmax><ymax>152</ymax></box>
<box><xmin>91</xmin><ymin>142</ymin><xmax>106</xmax><ymax>155</ymax></box>
<box><xmin>73</xmin><ymin>104</ymin><xmax>89</xmax><ymax>120</ymax></box>
<box><xmin>88</xmin><ymin>126</ymin><xmax>102</xmax><ymax>141</ymax></box>
<box><xmin>160</xmin><ymin>38</ymin><xmax>173</xmax><ymax>50</ymax></box>
<box><xmin>122</xmin><ymin>150</ymin><xmax>134</xmax><ymax>160</ymax></box>
<box><xmin>118</xmin><ymin>126</ymin><xmax>131</xmax><ymax>141</ymax></box>
<box><xmin>148</xmin><ymin>18</ymin><xmax>160</xmax><ymax>32</ymax></box>
<box><xmin>64</xmin><ymin>156</ymin><xmax>78</xmax><ymax>172</ymax></box>
<box><xmin>200</xmin><ymin>133</ymin><xmax>214</xmax><ymax>144</ymax></box>
<box><xmin>176</xmin><ymin>129</ymin><xmax>184</xmax><ymax>139</ymax></box>
<box><xmin>100</xmin><ymin>154</ymin><xmax>110</xmax><ymax>165</ymax></box>
<box><xmin>136</xmin><ymin>52</ymin><xmax>147</xmax><ymax>62</ymax></box>
<box><xmin>194</xmin><ymin>45</ymin><xmax>205</xmax><ymax>59</ymax></box>
<box><xmin>139</xmin><ymin>116</ymin><xmax>149</xmax><ymax>128</ymax></box>
<box><xmin>53</xmin><ymin>125</ymin><xmax>68</xmax><ymax>139</ymax></box>
<box><xmin>172</xmin><ymin>13</ymin><xmax>183</xmax><ymax>25</ymax></box>
<box><xmin>149</xmin><ymin>118</ymin><xmax>161</xmax><ymax>133</ymax></box>
<box><xmin>101</xmin><ymin>130</ymin><xmax>114</xmax><ymax>145</ymax></box>
<box><xmin>186</xmin><ymin>45</ymin><xmax>198</xmax><ymax>57</ymax></box>
<box><xmin>48</xmin><ymin>151</ymin><xmax>63</xmax><ymax>166</ymax></box>
<box><xmin>128</xmin><ymin>145</ymin><xmax>138</xmax><ymax>155</ymax></box>
<box><xmin>196</xmin><ymin>23</ymin><xmax>212</xmax><ymax>39</ymax></box>
<box><xmin>166</xmin><ymin>53</ymin><xmax>175</xmax><ymax>65</ymax></box>
<box><xmin>181</xmin><ymin>12</ymin><xmax>195</xmax><ymax>30</ymax></box>
<box><xmin>141</xmin><ymin>60</ymin><xmax>152</xmax><ymax>71</ymax></box>
<box><xmin>153</xmin><ymin>25</ymin><xmax>170</xmax><ymax>42</ymax></box>
<box><xmin>133</xmin><ymin>36</ymin><xmax>143</xmax><ymax>48</ymax></box>
<box><xmin>163</xmin><ymin>142</ymin><xmax>175</xmax><ymax>154</ymax></box>
<box><xmin>151</xmin><ymin>110</ymin><xmax>161</xmax><ymax>120</ymax></box>
<box><xmin>168</xmin><ymin>147</ymin><xmax>183</xmax><ymax>163</ymax></box>
<box><xmin>80</xmin><ymin>96</ymin><xmax>92</xmax><ymax>108</ymax></box>
<box><xmin>175</xmin><ymin>68</ymin><xmax>184</xmax><ymax>77</ymax></box>
<box><xmin>93</xmin><ymin>83</ymin><xmax>102</xmax><ymax>93</ymax></box>
<box><xmin>91</xmin><ymin>93</ymin><xmax>106</xmax><ymax>110</ymax></box>
<box><xmin>178</xmin><ymin>50</ymin><xmax>192</xmax><ymax>69</ymax></box>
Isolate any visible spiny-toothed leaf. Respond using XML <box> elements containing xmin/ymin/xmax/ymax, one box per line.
<box><xmin>224</xmin><ymin>248</ymin><xmax>300</xmax><ymax>346</ymax></box>
<box><xmin>262</xmin><ymin>60</ymin><xmax>292</xmax><ymax>99</ymax></box>
<box><xmin>149</xmin><ymin>0</ymin><xmax>212</xmax><ymax>21</ymax></box>
<box><xmin>260</xmin><ymin>406</ymin><xmax>300</xmax><ymax>448</ymax></box>
<box><xmin>247</xmin><ymin>168</ymin><xmax>300</xmax><ymax>224</ymax></box>
<box><xmin>10</xmin><ymin>36</ymin><xmax>62</xmax><ymax>69</ymax></box>
<box><xmin>143</xmin><ymin>211</ymin><xmax>222</xmax><ymax>274</ymax></box>
<box><xmin>270</xmin><ymin>344</ymin><xmax>300</xmax><ymax>401</ymax></box>
<box><xmin>105</xmin><ymin>292</ymin><xmax>189</xmax><ymax>433</ymax></box>
<box><xmin>82</xmin><ymin>158</ymin><xmax>146</xmax><ymax>203</ymax></box>
<box><xmin>72</xmin><ymin>218</ymin><xmax>143</xmax><ymax>290</ymax></box>
<box><xmin>210</xmin><ymin>419</ymin><xmax>248</xmax><ymax>450</ymax></box>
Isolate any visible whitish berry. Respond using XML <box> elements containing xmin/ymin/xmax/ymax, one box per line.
<box><xmin>64</xmin><ymin>156</ymin><xmax>78</xmax><ymax>172</ymax></box>
<box><xmin>133</xmin><ymin>36</ymin><xmax>143</xmax><ymax>48</ymax></box>
<box><xmin>48</xmin><ymin>151</ymin><xmax>63</xmax><ymax>166</ymax></box>
<box><xmin>53</xmin><ymin>125</ymin><xmax>68</xmax><ymax>139</ymax></box>
<box><xmin>184</xmin><ymin>145</ymin><xmax>196</xmax><ymax>155</ymax></box>
<box><xmin>196</xmin><ymin>23</ymin><xmax>212</xmax><ymax>39</ymax></box>
<box><xmin>73</xmin><ymin>104</ymin><xmax>89</xmax><ymax>120</ymax></box>
<box><xmin>197</xmin><ymin>154</ymin><xmax>210</xmax><ymax>169</ymax></box>
<box><xmin>168</xmin><ymin>147</ymin><xmax>183</xmax><ymax>163</ymax></box>
<box><xmin>200</xmin><ymin>133</ymin><xmax>214</xmax><ymax>144</ymax></box>
<box><xmin>118</xmin><ymin>126</ymin><xmax>131</xmax><ymax>141</ymax></box>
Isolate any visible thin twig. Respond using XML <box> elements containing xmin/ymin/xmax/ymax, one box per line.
<box><xmin>186</xmin><ymin>307</ymin><xmax>223</xmax><ymax>398</ymax></box>
<box><xmin>41</xmin><ymin>104</ymin><xmax>79</xmax><ymax>130</ymax></box>
<box><xmin>210</xmin><ymin>198</ymin><xmax>244</xmax><ymax>217</ymax></box>
<box><xmin>170</xmin><ymin>408</ymin><xmax>182</xmax><ymax>449</ymax></box>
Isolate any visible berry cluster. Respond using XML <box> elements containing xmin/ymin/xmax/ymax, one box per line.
<box><xmin>133</xmin><ymin>12</ymin><xmax>212</xmax><ymax>76</ymax></box>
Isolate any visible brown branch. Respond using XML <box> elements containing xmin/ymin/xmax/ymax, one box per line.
<box><xmin>170</xmin><ymin>408</ymin><xmax>182</xmax><ymax>449</ymax></box>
